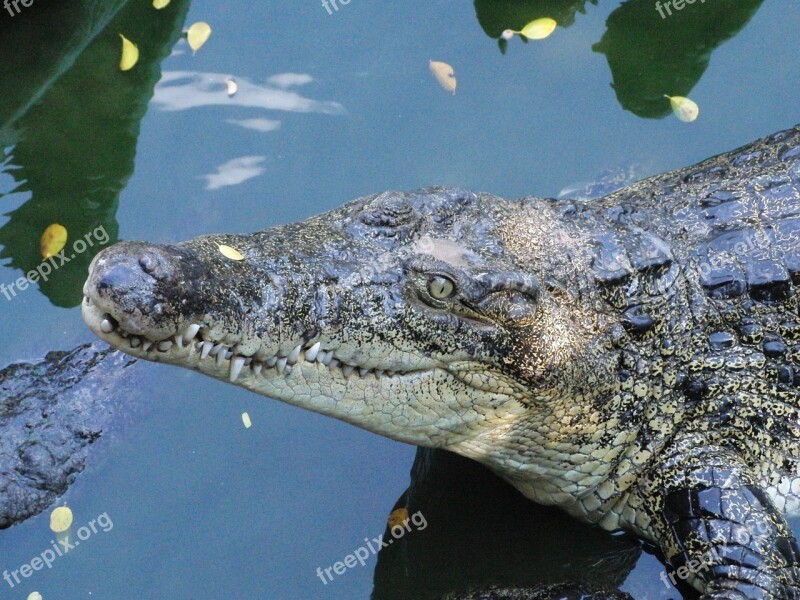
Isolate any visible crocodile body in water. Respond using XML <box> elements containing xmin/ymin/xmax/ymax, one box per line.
<box><xmin>83</xmin><ymin>126</ymin><xmax>800</xmax><ymax>598</ymax></box>
<box><xmin>0</xmin><ymin>343</ymin><xmax>138</xmax><ymax>528</ymax></box>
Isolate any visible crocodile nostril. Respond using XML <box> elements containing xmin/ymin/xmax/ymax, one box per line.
<box><xmin>98</xmin><ymin>264</ymin><xmax>138</xmax><ymax>292</ymax></box>
<box><xmin>139</xmin><ymin>254</ymin><xmax>159</xmax><ymax>276</ymax></box>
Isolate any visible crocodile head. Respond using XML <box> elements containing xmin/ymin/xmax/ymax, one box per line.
<box><xmin>83</xmin><ymin>188</ymin><xmax>617</xmax><ymax>501</ymax></box>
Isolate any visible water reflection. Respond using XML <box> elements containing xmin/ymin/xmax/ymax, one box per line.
<box><xmin>371</xmin><ymin>448</ymin><xmax>640</xmax><ymax>600</ymax></box>
<box><xmin>474</xmin><ymin>0</ymin><xmax>598</xmax><ymax>53</ymax></box>
<box><xmin>593</xmin><ymin>0</ymin><xmax>764</xmax><ymax>118</ymax></box>
<box><xmin>473</xmin><ymin>0</ymin><xmax>764</xmax><ymax>119</ymax></box>
<box><xmin>0</xmin><ymin>1</ymin><xmax>129</xmax><ymax>136</ymax></box>
<box><xmin>226</xmin><ymin>118</ymin><xmax>282</xmax><ymax>133</ymax></box>
<box><xmin>201</xmin><ymin>155</ymin><xmax>268</xmax><ymax>190</ymax></box>
<box><xmin>152</xmin><ymin>70</ymin><xmax>345</xmax><ymax>115</ymax></box>
<box><xmin>0</xmin><ymin>0</ymin><xmax>191</xmax><ymax>307</ymax></box>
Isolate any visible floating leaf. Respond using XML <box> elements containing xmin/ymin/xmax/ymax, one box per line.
<box><xmin>218</xmin><ymin>244</ymin><xmax>244</xmax><ymax>261</ymax></box>
<box><xmin>518</xmin><ymin>18</ymin><xmax>557</xmax><ymax>40</ymax></box>
<box><xmin>50</xmin><ymin>506</ymin><xmax>73</xmax><ymax>533</ymax></box>
<box><xmin>429</xmin><ymin>60</ymin><xmax>456</xmax><ymax>95</ymax></box>
<box><xmin>388</xmin><ymin>508</ymin><xmax>409</xmax><ymax>528</ymax></box>
<box><xmin>665</xmin><ymin>95</ymin><xmax>699</xmax><ymax>122</ymax></box>
<box><xmin>27</xmin><ymin>593</ymin><xmax>43</xmax><ymax>600</ymax></box>
<box><xmin>187</xmin><ymin>22</ymin><xmax>212</xmax><ymax>53</ymax></box>
<box><xmin>241</xmin><ymin>412</ymin><xmax>252</xmax><ymax>428</ymax></box>
<box><xmin>226</xmin><ymin>77</ymin><xmax>238</xmax><ymax>97</ymax></box>
<box><xmin>119</xmin><ymin>34</ymin><xmax>139</xmax><ymax>71</ymax></box>
<box><xmin>153</xmin><ymin>0</ymin><xmax>170</xmax><ymax>8</ymax></box>
<box><xmin>40</xmin><ymin>223</ymin><xmax>68</xmax><ymax>259</ymax></box>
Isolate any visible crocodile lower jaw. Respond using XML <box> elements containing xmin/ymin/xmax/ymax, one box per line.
<box><xmin>81</xmin><ymin>295</ymin><xmax>421</xmax><ymax>384</ymax></box>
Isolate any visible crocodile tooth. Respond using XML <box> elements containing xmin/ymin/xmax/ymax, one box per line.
<box><xmin>209</xmin><ymin>343</ymin><xmax>225</xmax><ymax>356</ymax></box>
<box><xmin>320</xmin><ymin>351</ymin><xmax>333</xmax><ymax>366</ymax></box>
<box><xmin>224</xmin><ymin>349</ymin><xmax>233</xmax><ymax>360</ymax></box>
<box><xmin>252</xmin><ymin>363</ymin><xmax>263</xmax><ymax>377</ymax></box>
<box><xmin>305</xmin><ymin>342</ymin><xmax>321</xmax><ymax>362</ymax></box>
<box><xmin>201</xmin><ymin>341</ymin><xmax>214</xmax><ymax>359</ymax></box>
<box><xmin>359</xmin><ymin>367</ymin><xmax>370</xmax><ymax>377</ymax></box>
<box><xmin>229</xmin><ymin>357</ymin><xmax>246</xmax><ymax>382</ymax></box>
<box><xmin>158</xmin><ymin>340</ymin><xmax>173</xmax><ymax>352</ymax></box>
<box><xmin>182</xmin><ymin>323</ymin><xmax>201</xmax><ymax>345</ymax></box>
<box><xmin>216</xmin><ymin>350</ymin><xmax>227</xmax><ymax>367</ymax></box>
<box><xmin>374</xmin><ymin>369</ymin><xmax>384</xmax><ymax>377</ymax></box>
<box><xmin>142</xmin><ymin>341</ymin><xmax>153</xmax><ymax>352</ymax></box>
<box><xmin>130</xmin><ymin>337</ymin><xmax>142</xmax><ymax>348</ymax></box>
<box><xmin>244</xmin><ymin>357</ymin><xmax>252</xmax><ymax>366</ymax></box>
<box><xmin>287</xmin><ymin>344</ymin><xmax>302</xmax><ymax>365</ymax></box>
<box><xmin>276</xmin><ymin>356</ymin><xmax>288</xmax><ymax>373</ymax></box>
<box><xmin>100</xmin><ymin>317</ymin><xmax>115</xmax><ymax>334</ymax></box>
<box><xmin>174</xmin><ymin>334</ymin><xmax>184</xmax><ymax>349</ymax></box>
<box><xmin>265</xmin><ymin>356</ymin><xmax>278</xmax><ymax>368</ymax></box>
<box><xmin>342</xmin><ymin>365</ymin><xmax>354</xmax><ymax>377</ymax></box>
<box><xmin>329</xmin><ymin>358</ymin><xmax>340</xmax><ymax>368</ymax></box>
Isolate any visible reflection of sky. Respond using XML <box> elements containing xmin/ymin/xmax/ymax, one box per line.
<box><xmin>152</xmin><ymin>71</ymin><xmax>344</xmax><ymax>190</ymax></box>
<box><xmin>151</xmin><ymin>71</ymin><xmax>346</xmax><ymax>114</ymax></box>
<box><xmin>0</xmin><ymin>150</ymin><xmax>32</xmax><ymax>230</ymax></box>
<box><xmin>226</xmin><ymin>117</ymin><xmax>281</xmax><ymax>132</ymax></box>
<box><xmin>201</xmin><ymin>155</ymin><xmax>267</xmax><ymax>190</ymax></box>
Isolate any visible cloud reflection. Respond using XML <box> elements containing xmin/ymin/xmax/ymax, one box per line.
<box><xmin>201</xmin><ymin>155</ymin><xmax>267</xmax><ymax>191</ymax></box>
<box><xmin>152</xmin><ymin>71</ymin><xmax>345</xmax><ymax>115</ymax></box>
<box><xmin>266</xmin><ymin>72</ymin><xmax>314</xmax><ymax>89</ymax></box>
<box><xmin>226</xmin><ymin>118</ymin><xmax>282</xmax><ymax>133</ymax></box>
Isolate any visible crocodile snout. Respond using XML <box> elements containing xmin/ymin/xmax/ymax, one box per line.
<box><xmin>83</xmin><ymin>242</ymin><xmax>188</xmax><ymax>341</ymax></box>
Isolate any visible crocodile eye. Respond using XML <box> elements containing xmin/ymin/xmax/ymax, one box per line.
<box><xmin>427</xmin><ymin>275</ymin><xmax>455</xmax><ymax>299</ymax></box>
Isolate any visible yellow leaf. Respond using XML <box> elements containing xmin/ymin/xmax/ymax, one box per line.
<box><xmin>241</xmin><ymin>412</ymin><xmax>252</xmax><ymax>428</ymax></box>
<box><xmin>40</xmin><ymin>223</ymin><xmax>67</xmax><ymax>259</ymax></box>
<box><xmin>518</xmin><ymin>17</ymin><xmax>557</xmax><ymax>40</ymax></box>
<box><xmin>218</xmin><ymin>244</ymin><xmax>244</xmax><ymax>261</ymax></box>
<box><xmin>153</xmin><ymin>0</ymin><xmax>170</xmax><ymax>8</ymax></box>
<box><xmin>388</xmin><ymin>508</ymin><xmax>409</xmax><ymax>528</ymax></box>
<box><xmin>429</xmin><ymin>60</ymin><xmax>456</xmax><ymax>95</ymax></box>
<box><xmin>50</xmin><ymin>506</ymin><xmax>73</xmax><ymax>533</ymax></box>
<box><xmin>666</xmin><ymin>95</ymin><xmax>699</xmax><ymax>122</ymax></box>
<box><xmin>187</xmin><ymin>22</ymin><xmax>212</xmax><ymax>54</ymax></box>
<box><xmin>119</xmin><ymin>34</ymin><xmax>139</xmax><ymax>71</ymax></box>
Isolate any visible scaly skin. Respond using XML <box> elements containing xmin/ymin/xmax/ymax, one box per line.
<box><xmin>83</xmin><ymin>126</ymin><xmax>800</xmax><ymax>598</ymax></box>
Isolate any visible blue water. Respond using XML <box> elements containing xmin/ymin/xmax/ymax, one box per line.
<box><xmin>1</xmin><ymin>1</ymin><xmax>800</xmax><ymax>598</ymax></box>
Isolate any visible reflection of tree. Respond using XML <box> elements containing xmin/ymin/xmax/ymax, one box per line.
<box><xmin>475</xmin><ymin>0</ymin><xmax>597</xmax><ymax>37</ymax></box>
<box><xmin>0</xmin><ymin>0</ymin><xmax>190</xmax><ymax>307</ymax></box>
<box><xmin>371</xmin><ymin>448</ymin><xmax>639</xmax><ymax>600</ymax></box>
<box><xmin>593</xmin><ymin>0</ymin><xmax>764</xmax><ymax>118</ymax></box>
<box><xmin>473</xmin><ymin>0</ymin><xmax>764</xmax><ymax>119</ymax></box>
<box><xmin>474</xmin><ymin>0</ymin><xmax>598</xmax><ymax>52</ymax></box>
<box><xmin>0</xmin><ymin>2</ymin><xmax>129</xmax><ymax>137</ymax></box>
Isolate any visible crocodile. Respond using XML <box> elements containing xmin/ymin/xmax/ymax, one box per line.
<box><xmin>82</xmin><ymin>125</ymin><xmax>800</xmax><ymax>599</ymax></box>
<box><xmin>0</xmin><ymin>343</ymin><xmax>138</xmax><ymax>528</ymax></box>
